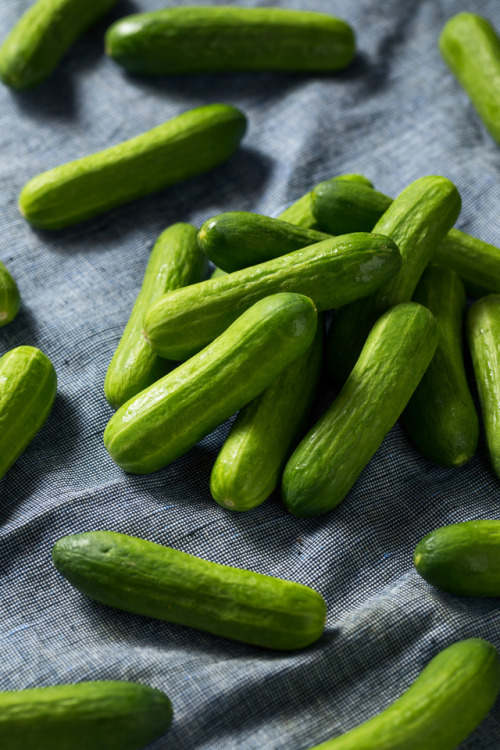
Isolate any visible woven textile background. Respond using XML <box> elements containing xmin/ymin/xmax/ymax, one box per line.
<box><xmin>1</xmin><ymin>0</ymin><xmax>500</xmax><ymax>747</ymax></box>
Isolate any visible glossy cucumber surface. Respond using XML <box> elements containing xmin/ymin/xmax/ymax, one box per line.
<box><xmin>105</xmin><ymin>6</ymin><xmax>355</xmax><ymax>75</ymax></box>
<box><xmin>0</xmin><ymin>261</ymin><xmax>20</xmax><ymax>326</ymax></box>
<box><xmin>282</xmin><ymin>303</ymin><xmax>438</xmax><ymax>518</ymax></box>
<box><xmin>52</xmin><ymin>531</ymin><xmax>327</xmax><ymax>650</ymax></box>
<box><xmin>19</xmin><ymin>104</ymin><xmax>247</xmax><ymax>229</ymax></box>
<box><xmin>0</xmin><ymin>0</ymin><xmax>117</xmax><ymax>90</ymax></box>
<box><xmin>105</xmin><ymin>293</ymin><xmax>317</xmax><ymax>474</ymax></box>
<box><xmin>144</xmin><ymin>232</ymin><xmax>401</xmax><ymax>361</ymax></box>
<box><xmin>104</xmin><ymin>223</ymin><xmax>207</xmax><ymax>409</ymax></box>
<box><xmin>308</xmin><ymin>639</ymin><xmax>500</xmax><ymax>750</ymax></box>
<box><xmin>0</xmin><ymin>680</ymin><xmax>172</xmax><ymax>750</ymax></box>
<box><xmin>0</xmin><ymin>346</ymin><xmax>57</xmax><ymax>481</ymax></box>
<box><xmin>312</xmin><ymin>178</ymin><xmax>391</xmax><ymax>235</ymax></box>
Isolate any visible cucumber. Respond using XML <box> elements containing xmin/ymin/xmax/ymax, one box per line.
<box><xmin>0</xmin><ymin>680</ymin><xmax>172</xmax><ymax>750</ymax></box>
<box><xmin>308</xmin><ymin>639</ymin><xmax>500</xmax><ymax>750</ymax></box>
<box><xmin>144</xmin><ymin>232</ymin><xmax>401</xmax><ymax>361</ymax></box>
<box><xmin>198</xmin><ymin>212</ymin><xmax>330</xmax><ymax>273</ymax></box>
<box><xmin>414</xmin><ymin>520</ymin><xmax>500</xmax><ymax>596</ymax></box>
<box><xmin>0</xmin><ymin>261</ymin><xmax>20</xmax><ymax>326</ymax></box>
<box><xmin>439</xmin><ymin>13</ymin><xmax>500</xmax><ymax>145</ymax></box>
<box><xmin>467</xmin><ymin>295</ymin><xmax>500</xmax><ymax>478</ymax></box>
<box><xmin>105</xmin><ymin>6</ymin><xmax>355</xmax><ymax>75</ymax></box>
<box><xmin>325</xmin><ymin>176</ymin><xmax>461</xmax><ymax>382</ymax></box>
<box><xmin>403</xmin><ymin>265</ymin><xmax>479</xmax><ymax>467</ymax></box>
<box><xmin>282</xmin><ymin>303</ymin><xmax>438</xmax><ymax>518</ymax></box>
<box><xmin>19</xmin><ymin>104</ymin><xmax>247</xmax><ymax>230</ymax></box>
<box><xmin>210</xmin><ymin>317</ymin><xmax>323</xmax><ymax>512</ymax></box>
<box><xmin>52</xmin><ymin>530</ymin><xmax>327</xmax><ymax>650</ymax></box>
<box><xmin>312</xmin><ymin>178</ymin><xmax>391</xmax><ymax>235</ymax></box>
<box><xmin>0</xmin><ymin>346</ymin><xmax>57</xmax><ymax>481</ymax></box>
<box><xmin>104</xmin><ymin>223</ymin><xmax>207</xmax><ymax>409</ymax></box>
<box><xmin>104</xmin><ymin>293</ymin><xmax>317</xmax><ymax>474</ymax></box>
<box><xmin>0</xmin><ymin>0</ymin><xmax>118</xmax><ymax>91</ymax></box>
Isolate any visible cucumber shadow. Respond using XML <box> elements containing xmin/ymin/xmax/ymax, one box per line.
<box><xmin>0</xmin><ymin>307</ymin><xmax>42</xmax><ymax>353</ymax></box>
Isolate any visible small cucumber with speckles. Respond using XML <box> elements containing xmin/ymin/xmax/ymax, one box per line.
<box><xmin>105</xmin><ymin>293</ymin><xmax>317</xmax><ymax>474</ymax></box>
<box><xmin>0</xmin><ymin>680</ymin><xmax>172</xmax><ymax>750</ymax></box>
<box><xmin>308</xmin><ymin>639</ymin><xmax>500</xmax><ymax>750</ymax></box>
<box><xmin>52</xmin><ymin>530</ymin><xmax>327</xmax><ymax>650</ymax></box>
<box><xmin>0</xmin><ymin>346</ymin><xmax>57</xmax><ymax>481</ymax></box>
<box><xmin>19</xmin><ymin>104</ymin><xmax>247</xmax><ymax>229</ymax></box>
<box><xmin>0</xmin><ymin>261</ymin><xmax>20</xmax><ymax>326</ymax></box>
<box><xmin>104</xmin><ymin>223</ymin><xmax>207</xmax><ymax>409</ymax></box>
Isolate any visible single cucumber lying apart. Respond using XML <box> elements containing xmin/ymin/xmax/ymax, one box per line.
<box><xmin>19</xmin><ymin>103</ymin><xmax>247</xmax><ymax>229</ymax></box>
<box><xmin>0</xmin><ymin>680</ymin><xmax>172</xmax><ymax>750</ymax></box>
<box><xmin>105</xmin><ymin>6</ymin><xmax>355</xmax><ymax>75</ymax></box>
<box><xmin>52</xmin><ymin>530</ymin><xmax>327</xmax><ymax>650</ymax></box>
<box><xmin>0</xmin><ymin>261</ymin><xmax>20</xmax><ymax>326</ymax></box>
<box><xmin>308</xmin><ymin>639</ymin><xmax>500</xmax><ymax>750</ymax></box>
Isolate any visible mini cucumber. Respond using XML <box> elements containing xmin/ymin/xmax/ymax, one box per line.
<box><xmin>440</xmin><ymin>13</ymin><xmax>500</xmax><ymax>145</ymax></box>
<box><xmin>403</xmin><ymin>265</ymin><xmax>479</xmax><ymax>467</ymax></box>
<box><xmin>105</xmin><ymin>6</ymin><xmax>355</xmax><ymax>75</ymax></box>
<box><xmin>52</xmin><ymin>530</ymin><xmax>327</xmax><ymax>650</ymax></box>
<box><xmin>325</xmin><ymin>176</ymin><xmax>461</xmax><ymax>382</ymax></box>
<box><xmin>105</xmin><ymin>293</ymin><xmax>317</xmax><ymax>474</ymax></box>
<box><xmin>282</xmin><ymin>303</ymin><xmax>438</xmax><ymax>518</ymax></box>
<box><xmin>308</xmin><ymin>639</ymin><xmax>500</xmax><ymax>750</ymax></box>
<box><xmin>104</xmin><ymin>223</ymin><xmax>207</xmax><ymax>409</ymax></box>
<box><xmin>414</xmin><ymin>520</ymin><xmax>500</xmax><ymax>596</ymax></box>
<box><xmin>19</xmin><ymin>104</ymin><xmax>247</xmax><ymax>230</ymax></box>
<box><xmin>144</xmin><ymin>232</ymin><xmax>401</xmax><ymax>361</ymax></box>
<box><xmin>0</xmin><ymin>261</ymin><xmax>20</xmax><ymax>326</ymax></box>
<box><xmin>0</xmin><ymin>346</ymin><xmax>57</xmax><ymax>481</ymax></box>
<box><xmin>0</xmin><ymin>0</ymin><xmax>118</xmax><ymax>91</ymax></box>
<box><xmin>467</xmin><ymin>295</ymin><xmax>500</xmax><ymax>478</ymax></box>
<box><xmin>0</xmin><ymin>680</ymin><xmax>172</xmax><ymax>750</ymax></box>
<box><xmin>210</xmin><ymin>317</ymin><xmax>323</xmax><ymax>512</ymax></box>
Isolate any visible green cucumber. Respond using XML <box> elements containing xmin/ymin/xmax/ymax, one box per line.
<box><xmin>144</xmin><ymin>232</ymin><xmax>401</xmax><ymax>361</ymax></box>
<box><xmin>0</xmin><ymin>680</ymin><xmax>172</xmax><ymax>750</ymax></box>
<box><xmin>403</xmin><ymin>265</ymin><xmax>478</xmax><ymax>467</ymax></box>
<box><xmin>104</xmin><ymin>223</ymin><xmax>207</xmax><ymax>409</ymax></box>
<box><xmin>19</xmin><ymin>104</ymin><xmax>247</xmax><ymax>230</ymax></box>
<box><xmin>325</xmin><ymin>176</ymin><xmax>461</xmax><ymax>382</ymax></box>
<box><xmin>210</xmin><ymin>317</ymin><xmax>323</xmax><ymax>512</ymax></box>
<box><xmin>440</xmin><ymin>13</ymin><xmax>500</xmax><ymax>145</ymax></box>
<box><xmin>467</xmin><ymin>295</ymin><xmax>500</xmax><ymax>478</ymax></box>
<box><xmin>198</xmin><ymin>212</ymin><xmax>330</xmax><ymax>273</ymax></box>
<box><xmin>282</xmin><ymin>302</ymin><xmax>438</xmax><ymax>518</ymax></box>
<box><xmin>0</xmin><ymin>0</ymin><xmax>118</xmax><ymax>91</ymax></box>
<box><xmin>52</xmin><ymin>530</ymin><xmax>327</xmax><ymax>650</ymax></box>
<box><xmin>0</xmin><ymin>346</ymin><xmax>57</xmax><ymax>481</ymax></box>
<box><xmin>105</xmin><ymin>293</ymin><xmax>317</xmax><ymax>474</ymax></box>
<box><xmin>308</xmin><ymin>639</ymin><xmax>500</xmax><ymax>750</ymax></box>
<box><xmin>105</xmin><ymin>6</ymin><xmax>355</xmax><ymax>75</ymax></box>
<box><xmin>0</xmin><ymin>261</ymin><xmax>20</xmax><ymax>326</ymax></box>
<box><xmin>414</xmin><ymin>520</ymin><xmax>500</xmax><ymax>596</ymax></box>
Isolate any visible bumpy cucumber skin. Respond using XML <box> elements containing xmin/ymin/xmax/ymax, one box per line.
<box><xmin>282</xmin><ymin>303</ymin><xmax>438</xmax><ymax>518</ymax></box>
<box><xmin>0</xmin><ymin>261</ymin><xmax>20</xmax><ymax>327</ymax></box>
<box><xmin>104</xmin><ymin>223</ymin><xmax>206</xmax><ymax>409</ymax></box>
<box><xmin>0</xmin><ymin>0</ymin><xmax>118</xmax><ymax>91</ymax></box>
<box><xmin>198</xmin><ymin>212</ymin><xmax>330</xmax><ymax>273</ymax></box>
<box><xmin>0</xmin><ymin>346</ymin><xmax>57</xmax><ymax>480</ymax></box>
<box><xmin>440</xmin><ymin>13</ymin><xmax>500</xmax><ymax>145</ymax></box>
<box><xmin>106</xmin><ymin>6</ymin><xmax>355</xmax><ymax>75</ymax></box>
<box><xmin>0</xmin><ymin>680</ymin><xmax>172</xmax><ymax>750</ymax></box>
<box><xmin>326</xmin><ymin>176</ymin><xmax>461</xmax><ymax>382</ymax></box>
<box><xmin>105</xmin><ymin>293</ymin><xmax>317</xmax><ymax>474</ymax></box>
<box><xmin>19</xmin><ymin>104</ymin><xmax>247</xmax><ymax>229</ymax></box>
<box><xmin>144</xmin><ymin>232</ymin><xmax>401</xmax><ymax>361</ymax></box>
<box><xmin>403</xmin><ymin>265</ymin><xmax>478</xmax><ymax>467</ymax></box>
<box><xmin>436</xmin><ymin>229</ymin><xmax>500</xmax><ymax>297</ymax></box>
<box><xmin>210</xmin><ymin>318</ymin><xmax>323</xmax><ymax>512</ymax></box>
<box><xmin>309</xmin><ymin>639</ymin><xmax>500</xmax><ymax>750</ymax></box>
<box><xmin>467</xmin><ymin>295</ymin><xmax>500</xmax><ymax>478</ymax></box>
<box><xmin>312</xmin><ymin>179</ymin><xmax>392</xmax><ymax>235</ymax></box>
<box><xmin>52</xmin><ymin>531</ymin><xmax>327</xmax><ymax>650</ymax></box>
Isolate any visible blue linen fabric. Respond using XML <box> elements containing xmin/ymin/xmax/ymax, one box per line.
<box><xmin>1</xmin><ymin>0</ymin><xmax>500</xmax><ymax>747</ymax></box>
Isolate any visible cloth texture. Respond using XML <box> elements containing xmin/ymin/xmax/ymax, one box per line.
<box><xmin>1</xmin><ymin>0</ymin><xmax>500</xmax><ymax>747</ymax></box>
